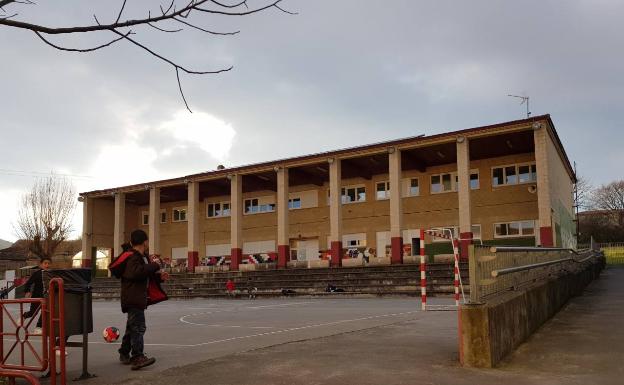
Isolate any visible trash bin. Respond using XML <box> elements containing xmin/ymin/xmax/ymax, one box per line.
<box><xmin>43</xmin><ymin>268</ymin><xmax>93</xmax><ymax>336</ymax></box>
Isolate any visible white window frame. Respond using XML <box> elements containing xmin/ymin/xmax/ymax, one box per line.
<box><xmin>207</xmin><ymin>201</ymin><xmax>231</xmax><ymax>218</ymax></box>
<box><xmin>430</xmin><ymin>172</ymin><xmax>457</xmax><ymax>194</ymax></box>
<box><xmin>491</xmin><ymin>162</ymin><xmax>537</xmax><ymax>187</ymax></box>
<box><xmin>341</xmin><ymin>184</ymin><xmax>366</xmax><ymax>204</ymax></box>
<box><xmin>493</xmin><ymin>220</ymin><xmax>536</xmax><ymax>238</ymax></box>
<box><xmin>288</xmin><ymin>197</ymin><xmax>302</xmax><ymax>210</ymax></box>
<box><xmin>471</xmin><ymin>224</ymin><xmax>482</xmax><ymax>240</ymax></box>
<box><xmin>376</xmin><ymin>181</ymin><xmax>390</xmax><ymax>200</ymax></box>
<box><xmin>244</xmin><ymin>197</ymin><xmax>275</xmax><ymax>215</ymax></box>
<box><xmin>407</xmin><ymin>177</ymin><xmax>420</xmax><ymax>197</ymax></box>
<box><xmin>454</xmin><ymin>169</ymin><xmax>480</xmax><ymax>190</ymax></box>
<box><xmin>172</xmin><ymin>206</ymin><xmax>188</xmax><ymax>222</ymax></box>
<box><xmin>142</xmin><ymin>210</ymin><xmax>166</xmax><ymax>225</ymax></box>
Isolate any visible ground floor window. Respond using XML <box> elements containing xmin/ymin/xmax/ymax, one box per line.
<box><xmin>494</xmin><ymin>220</ymin><xmax>535</xmax><ymax>238</ymax></box>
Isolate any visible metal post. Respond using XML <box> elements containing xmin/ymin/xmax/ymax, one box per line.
<box><xmin>74</xmin><ymin>291</ymin><xmax>95</xmax><ymax>381</ymax></box>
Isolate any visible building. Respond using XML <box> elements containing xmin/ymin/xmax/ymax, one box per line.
<box><xmin>79</xmin><ymin>115</ymin><xmax>576</xmax><ymax>271</ymax></box>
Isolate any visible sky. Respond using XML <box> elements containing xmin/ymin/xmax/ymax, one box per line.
<box><xmin>1</xmin><ymin>0</ymin><xmax>623</xmax><ymax>242</ymax></box>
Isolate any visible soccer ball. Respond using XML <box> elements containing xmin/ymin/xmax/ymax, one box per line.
<box><xmin>102</xmin><ymin>326</ymin><xmax>120</xmax><ymax>343</ymax></box>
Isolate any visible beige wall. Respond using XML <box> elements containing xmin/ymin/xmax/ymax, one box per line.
<box><xmin>87</xmin><ymin>152</ymin><xmax>551</xmax><ymax>258</ymax></box>
<box><xmin>545</xmin><ymin>127</ymin><xmax>576</xmax><ymax>248</ymax></box>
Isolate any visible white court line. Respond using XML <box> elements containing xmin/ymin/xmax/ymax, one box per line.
<box><xmin>88</xmin><ymin>310</ymin><xmax>420</xmax><ymax>348</ymax></box>
<box><xmin>179</xmin><ymin>302</ymin><xmax>313</xmax><ymax>326</ymax></box>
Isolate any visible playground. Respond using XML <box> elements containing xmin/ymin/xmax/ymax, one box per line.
<box><xmin>2</xmin><ymin>296</ymin><xmax>457</xmax><ymax>384</ymax></box>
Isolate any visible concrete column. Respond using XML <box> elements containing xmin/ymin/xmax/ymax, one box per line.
<box><xmin>187</xmin><ymin>181</ymin><xmax>200</xmax><ymax>272</ymax></box>
<box><xmin>329</xmin><ymin>158</ymin><xmax>342</xmax><ymax>267</ymax></box>
<box><xmin>81</xmin><ymin>196</ymin><xmax>93</xmax><ymax>268</ymax></box>
<box><xmin>230</xmin><ymin>175</ymin><xmax>243</xmax><ymax>271</ymax></box>
<box><xmin>534</xmin><ymin>125</ymin><xmax>553</xmax><ymax>246</ymax></box>
<box><xmin>113</xmin><ymin>192</ymin><xmax>125</xmax><ymax>258</ymax></box>
<box><xmin>148</xmin><ymin>187</ymin><xmax>161</xmax><ymax>255</ymax></box>
<box><xmin>277</xmin><ymin>167</ymin><xmax>289</xmax><ymax>269</ymax></box>
<box><xmin>457</xmin><ymin>137</ymin><xmax>473</xmax><ymax>259</ymax></box>
<box><xmin>389</xmin><ymin>148</ymin><xmax>403</xmax><ymax>264</ymax></box>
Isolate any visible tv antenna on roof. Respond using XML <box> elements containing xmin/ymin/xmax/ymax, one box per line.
<box><xmin>507</xmin><ymin>94</ymin><xmax>530</xmax><ymax>118</ymax></box>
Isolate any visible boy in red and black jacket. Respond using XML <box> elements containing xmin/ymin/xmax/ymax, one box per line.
<box><xmin>109</xmin><ymin>229</ymin><xmax>168</xmax><ymax>370</ymax></box>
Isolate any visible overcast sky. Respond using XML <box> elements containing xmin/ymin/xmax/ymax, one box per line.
<box><xmin>1</xmin><ymin>0</ymin><xmax>623</xmax><ymax>242</ymax></box>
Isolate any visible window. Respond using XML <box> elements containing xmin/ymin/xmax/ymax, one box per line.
<box><xmin>408</xmin><ymin>178</ymin><xmax>419</xmax><ymax>196</ymax></box>
<box><xmin>288</xmin><ymin>198</ymin><xmax>302</xmax><ymax>209</ymax></box>
<box><xmin>492</xmin><ymin>163</ymin><xmax>537</xmax><ymax>187</ymax></box>
<box><xmin>244</xmin><ymin>198</ymin><xmax>275</xmax><ymax>214</ymax></box>
<box><xmin>376</xmin><ymin>181</ymin><xmax>390</xmax><ymax>200</ymax></box>
<box><xmin>341</xmin><ymin>185</ymin><xmax>366</xmax><ymax>204</ymax></box>
<box><xmin>455</xmin><ymin>170</ymin><xmax>480</xmax><ymax>190</ymax></box>
<box><xmin>471</xmin><ymin>225</ymin><xmax>482</xmax><ymax>240</ymax></box>
<box><xmin>494</xmin><ymin>220</ymin><xmax>536</xmax><ymax>238</ymax></box>
<box><xmin>173</xmin><ymin>207</ymin><xmax>187</xmax><ymax>222</ymax></box>
<box><xmin>142</xmin><ymin>210</ymin><xmax>166</xmax><ymax>224</ymax></box>
<box><xmin>431</xmin><ymin>172</ymin><xmax>456</xmax><ymax>194</ymax></box>
<box><xmin>470</xmin><ymin>172</ymin><xmax>480</xmax><ymax>190</ymax></box>
<box><xmin>207</xmin><ymin>202</ymin><xmax>230</xmax><ymax>218</ymax></box>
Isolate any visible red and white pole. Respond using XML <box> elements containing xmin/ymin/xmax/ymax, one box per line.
<box><xmin>420</xmin><ymin>229</ymin><xmax>426</xmax><ymax>311</ymax></box>
<box><xmin>452</xmin><ymin>239</ymin><xmax>460</xmax><ymax>306</ymax></box>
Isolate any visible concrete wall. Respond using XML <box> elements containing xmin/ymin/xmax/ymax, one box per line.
<box><xmin>460</xmin><ymin>257</ymin><xmax>605</xmax><ymax>367</ymax></box>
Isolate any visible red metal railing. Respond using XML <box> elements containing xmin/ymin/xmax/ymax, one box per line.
<box><xmin>0</xmin><ymin>298</ymin><xmax>48</xmax><ymax>372</ymax></box>
<box><xmin>48</xmin><ymin>277</ymin><xmax>66</xmax><ymax>385</ymax></box>
<box><xmin>0</xmin><ymin>368</ymin><xmax>42</xmax><ymax>385</ymax></box>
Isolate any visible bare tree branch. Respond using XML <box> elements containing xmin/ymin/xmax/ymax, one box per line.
<box><xmin>34</xmin><ymin>29</ymin><xmax>131</xmax><ymax>52</ymax></box>
<box><xmin>0</xmin><ymin>0</ymin><xmax>294</xmax><ymax>111</ymax></box>
<box><xmin>172</xmin><ymin>16</ymin><xmax>239</xmax><ymax>35</ymax></box>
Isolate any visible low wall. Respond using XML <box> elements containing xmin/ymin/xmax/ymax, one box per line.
<box><xmin>460</xmin><ymin>257</ymin><xmax>605</xmax><ymax>367</ymax></box>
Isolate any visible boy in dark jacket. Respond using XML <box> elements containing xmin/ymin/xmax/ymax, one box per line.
<box><xmin>109</xmin><ymin>230</ymin><xmax>168</xmax><ymax>370</ymax></box>
<box><xmin>23</xmin><ymin>257</ymin><xmax>51</xmax><ymax>334</ymax></box>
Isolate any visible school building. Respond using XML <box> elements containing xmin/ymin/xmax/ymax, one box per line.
<box><xmin>78</xmin><ymin>114</ymin><xmax>577</xmax><ymax>272</ymax></box>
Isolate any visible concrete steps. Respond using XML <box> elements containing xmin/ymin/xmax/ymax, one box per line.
<box><xmin>91</xmin><ymin>262</ymin><xmax>469</xmax><ymax>300</ymax></box>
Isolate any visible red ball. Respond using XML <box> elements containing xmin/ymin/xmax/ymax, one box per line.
<box><xmin>102</xmin><ymin>326</ymin><xmax>120</xmax><ymax>343</ymax></box>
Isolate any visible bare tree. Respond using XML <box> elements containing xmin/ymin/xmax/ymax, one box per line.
<box><xmin>14</xmin><ymin>176</ymin><xmax>77</xmax><ymax>260</ymax></box>
<box><xmin>574</xmin><ymin>175</ymin><xmax>593</xmax><ymax>211</ymax></box>
<box><xmin>0</xmin><ymin>0</ymin><xmax>295</xmax><ymax>112</ymax></box>
<box><xmin>591</xmin><ymin>180</ymin><xmax>624</xmax><ymax>212</ymax></box>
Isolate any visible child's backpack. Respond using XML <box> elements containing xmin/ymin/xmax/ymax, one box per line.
<box><xmin>109</xmin><ymin>251</ymin><xmax>134</xmax><ymax>279</ymax></box>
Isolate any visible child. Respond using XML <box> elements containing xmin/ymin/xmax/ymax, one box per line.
<box><xmin>226</xmin><ymin>279</ymin><xmax>236</xmax><ymax>297</ymax></box>
<box><xmin>23</xmin><ymin>257</ymin><xmax>51</xmax><ymax>335</ymax></box>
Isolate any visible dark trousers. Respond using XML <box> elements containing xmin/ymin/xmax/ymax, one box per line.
<box><xmin>23</xmin><ymin>302</ymin><xmax>43</xmax><ymax>328</ymax></box>
<box><xmin>119</xmin><ymin>308</ymin><xmax>146</xmax><ymax>358</ymax></box>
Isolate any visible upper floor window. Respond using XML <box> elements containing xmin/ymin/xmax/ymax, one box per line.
<box><xmin>408</xmin><ymin>178</ymin><xmax>420</xmax><ymax>196</ymax></box>
<box><xmin>141</xmin><ymin>210</ymin><xmax>166</xmax><ymax>225</ymax></box>
<box><xmin>376</xmin><ymin>181</ymin><xmax>390</xmax><ymax>200</ymax></box>
<box><xmin>431</xmin><ymin>173</ymin><xmax>455</xmax><ymax>194</ymax></box>
<box><xmin>342</xmin><ymin>185</ymin><xmax>366</xmax><ymax>204</ymax></box>
<box><xmin>492</xmin><ymin>163</ymin><xmax>537</xmax><ymax>187</ymax></box>
<box><xmin>288</xmin><ymin>197</ymin><xmax>302</xmax><ymax>209</ymax></box>
<box><xmin>207</xmin><ymin>202</ymin><xmax>230</xmax><ymax>218</ymax></box>
<box><xmin>173</xmin><ymin>207</ymin><xmax>187</xmax><ymax>222</ymax></box>
<box><xmin>244</xmin><ymin>198</ymin><xmax>275</xmax><ymax>214</ymax></box>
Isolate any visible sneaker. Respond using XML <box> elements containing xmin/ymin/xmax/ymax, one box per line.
<box><xmin>32</xmin><ymin>327</ymin><xmax>42</xmax><ymax>335</ymax></box>
<box><xmin>119</xmin><ymin>353</ymin><xmax>131</xmax><ymax>365</ymax></box>
<box><xmin>130</xmin><ymin>355</ymin><xmax>156</xmax><ymax>370</ymax></box>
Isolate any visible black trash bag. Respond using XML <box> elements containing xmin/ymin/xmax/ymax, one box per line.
<box><xmin>43</xmin><ymin>269</ymin><xmax>94</xmax><ymax>337</ymax></box>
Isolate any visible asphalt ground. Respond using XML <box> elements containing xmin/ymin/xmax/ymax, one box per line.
<box><xmin>2</xmin><ymin>295</ymin><xmax>456</xmax><ymax>384</ymax></box>
<box><xmin>4</xmin><ymin>268</ymin><xmax>621</xmax><ymax>385</ymax></box>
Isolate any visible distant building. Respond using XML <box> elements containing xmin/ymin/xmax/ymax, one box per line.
<box><xmin>79</xmin><ymin>115</ymin><xmax>577</xmax><ymax>271</ymax></box>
